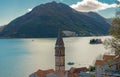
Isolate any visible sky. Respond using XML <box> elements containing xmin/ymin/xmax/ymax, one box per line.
<box><xmin>0</xmin><ymin>0</ymin><xmax>119</xmax><ymax>26</ymax></box>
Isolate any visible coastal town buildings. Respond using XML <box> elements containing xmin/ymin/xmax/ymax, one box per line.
<box><xmin>29</xmin><ymin>31</ymin><xmax>120</xmax><ymax>77</ymax></box>
<box><xmin>68</xmin><ymin>67</ymin><xmax>89</xmax><ymax>77</ymax></box>
<box><xmin>95</xmin><ymin>55</ymin><xmax>120</xmax><ymax>77</ymax></box>
<box><xmin>95</xmin><ymin>60</ymin><xmax>104</xmax><ymax>77</ymax></box>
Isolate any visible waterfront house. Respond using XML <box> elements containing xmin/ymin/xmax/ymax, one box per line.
<box><xmin>67</xmin><ymin>67</ymin><xmax>89</xmax><ymax>77</ymax></box>
<box><xmin>95</xmin><ymin>55</ymin><xmax>120</xmax><ymax>77</ymax></box>
<box><xmin>95</xmin><ymin>60</ymin><xmax>104</xmax><ymax>77</ymax></box>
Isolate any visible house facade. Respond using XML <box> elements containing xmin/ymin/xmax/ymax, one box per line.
<box><xmin>95</xmin><ymin>55</ymin><xmax>120</xmax><ymax>77</ymax></box>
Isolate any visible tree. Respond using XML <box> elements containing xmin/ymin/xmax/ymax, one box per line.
<box><xmin>89</xmin><ymin>66</ymin><xmax>95</xmax><ymax>72</ymax></box>
<box><xmin>104</xmin><ymin>0</ymin><xmax>120</xmax><ymax>56</ymax></box>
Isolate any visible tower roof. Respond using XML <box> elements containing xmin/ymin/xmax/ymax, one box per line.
<box><xmin>55</xmin><ymin>31</ymin><xmax>64</xmax><ymax>46</ymax></box>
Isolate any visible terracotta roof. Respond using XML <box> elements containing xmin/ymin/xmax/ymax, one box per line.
<box><xmin>70</xmin><ymin>67</ymin><xmax>89</xmax><ymax>73</ymax></box>
<box><xmin>95</xmin><ymin>55</ymin><xmax>118</xmax><ymax>67</ymax></box>
<box><xmin>95</xmin><ymin>60</ymin><xmax>104</xmax><ymax>66</ymax></box>
<box><xmin>34</xmin><ymin>69</ymin><xmax>67</xmax><ymax>77</ymax></box>
<box><xmin>35</xmin><ymin>69</ymin><xmax>54</xmax><ymax>77</ymax></box>
<box><xmin>103</xmin><ymin>55</ymin><xmax>115</xmax><ymax>62</ymax></box>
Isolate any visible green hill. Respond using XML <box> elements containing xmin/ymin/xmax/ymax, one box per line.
<box><xmin>0</xmin><ymin>1</ymin><xmax>110</xmax><ymax>38</ymax></box>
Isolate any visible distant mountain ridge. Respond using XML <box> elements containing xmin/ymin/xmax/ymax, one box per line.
<box><xmin>0</xmin><ymin>1</ymin><xmax>110</xmax><ymax>38</ymax></box>
<box><xmin>106</xmin><ymin>18</ymin><xmax>112</xmax><ymax>24</ymax></box>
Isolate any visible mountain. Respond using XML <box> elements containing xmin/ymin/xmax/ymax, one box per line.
<box><xmin>0</xmin><ymin>1</ymin><xmax>110</xmax><ymax>38</ymax></box>
<box><xmin>106</xmin><ymin>18</ymin><xmax>112</xmax><ymax>24</ymax></box>
<box><xmin>0</xmin><ymin>26</ymin><xmax>5</xmax><ymax>32</ymax></box>
<box><xmin>83</xmin><ymin>12</ymin><xmax>110</xmax><ymax>26</ymax></box>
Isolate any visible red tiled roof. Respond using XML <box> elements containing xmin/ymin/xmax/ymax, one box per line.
<box><xmin>35</xmin><ymin>69</ymin><xmax>67</xmax><ymax>77</ymax></box>
<box><xmin>35</xmin><ymin>69</ymin><xmax>54</xmax><ymax>77</ymax></box>
<box><xmin>70</xmin><ymin>67</ymin><xmax>89</xmax><ymax>73</ymax></box>
<box><xmin>95</xmin><ymin>60</ymin><xmax>104</xmax><ymax>66</ymax></box>
<box><xmin>103</xmin><ymin>55</ymin><xmax>115</xmax><ymax>61</ymax></box>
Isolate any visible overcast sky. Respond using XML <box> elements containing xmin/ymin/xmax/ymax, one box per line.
<box><xmin>0</xmin><ymin>0</ymin><xmax>118</xmax><ymax>26</ymax></box>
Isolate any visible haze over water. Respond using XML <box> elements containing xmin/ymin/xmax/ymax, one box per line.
<box><xmin>0</xmin><ymin>36</ymin><xmax>111</xmax><ymax>77</ymax></box>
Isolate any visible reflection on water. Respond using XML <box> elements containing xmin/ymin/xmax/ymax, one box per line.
<box><xmin>0</xmin><ymin>36</ymin><xmax>111</xmax><ymax>77</ymax></box>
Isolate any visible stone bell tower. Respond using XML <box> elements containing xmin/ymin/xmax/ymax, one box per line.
<box><xmin>55</xmin><ymin>31</ymin><xmax>65</xmax><ymax>72</ymax></box>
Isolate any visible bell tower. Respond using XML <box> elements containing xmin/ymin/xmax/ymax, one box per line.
<box><xmin>55</xmin><ymin>31</ymin><xmax>65</xmax><ymax>71</ymax></box>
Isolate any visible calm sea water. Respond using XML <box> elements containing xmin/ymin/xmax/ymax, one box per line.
<box><xmin>0</xmin><ymin>36</ymin><xmax>111</xmax><ymax>77</ymax></box>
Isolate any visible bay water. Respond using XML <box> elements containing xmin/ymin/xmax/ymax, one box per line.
<box><xmin>0</xmin><ymin>36</ymin><xmax>111</xmax><ymax>77</ymax></box>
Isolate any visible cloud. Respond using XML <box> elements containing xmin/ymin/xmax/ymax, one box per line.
<box><xmin>28</xmin><ymin>8</ymin><xmax>32</xmax><ymax>12</ymax></box>
<box><xmin>70</xmin><ymin>0</ymin><xmax>117</xmax><ymax>12</ymax></box>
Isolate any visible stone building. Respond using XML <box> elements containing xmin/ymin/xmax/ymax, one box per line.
<box><xmin>55</xmin><ymin>31</ymin><xmax>65</xmax><ymax>72</ymax></box>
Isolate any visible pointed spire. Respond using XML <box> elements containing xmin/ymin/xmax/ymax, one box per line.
<box><xmin>55</xmin><ymin>30</ymin><xmax>64</xmax><ymax>46</ymax></box>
